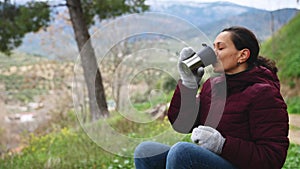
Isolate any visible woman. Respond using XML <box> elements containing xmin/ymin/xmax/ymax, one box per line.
<box><xmin>134</xmin><ymin>26</ymin><xmax>289</xmax><ymax>169</ymax></box>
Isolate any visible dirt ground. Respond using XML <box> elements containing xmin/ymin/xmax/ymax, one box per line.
<box><xmin>289</xmin><ymin>114</ymin><xmax>300</xmax><ymax>145</ymax></box>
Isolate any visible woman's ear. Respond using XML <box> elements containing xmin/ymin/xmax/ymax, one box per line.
<box><xmin>238</xmin><ymin>48</ymin><xmax>250</xmax><ymax>63</ymax></box>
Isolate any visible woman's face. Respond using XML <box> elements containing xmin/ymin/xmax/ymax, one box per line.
<box><xmin>213</xmin><ymin>31</ymin><xmax>246</xmax><ymax>74</ymax></box>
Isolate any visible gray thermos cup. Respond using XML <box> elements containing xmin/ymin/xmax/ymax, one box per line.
<box><xmin>181</xmin><ymin>45</ymin><xmax>217</xmax><ymax>73</ymax></box>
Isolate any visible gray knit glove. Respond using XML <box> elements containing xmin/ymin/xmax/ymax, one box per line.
<box><xmin>178</xmin><ymin>47</ymin><xmax>204</xmax><ymax>89</ymax></box>
<box><xmin>191</xmin><ymin>125</ymin><xmax>225</xmax><ymax>154</ymax></box>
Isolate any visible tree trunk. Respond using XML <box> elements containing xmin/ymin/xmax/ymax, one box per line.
<box><xmin>66</xmin><ymin>0</ymin><xmax>109</xmax><ymax>120</ymax></box>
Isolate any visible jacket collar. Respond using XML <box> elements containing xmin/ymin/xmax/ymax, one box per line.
<box><xmin>211</xmin><ymin>66</ymin><xmax>280</xmax><ymax>94</ymax></box>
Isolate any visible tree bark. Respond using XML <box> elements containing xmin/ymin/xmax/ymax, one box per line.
<box><xmin>66</xmin><ymin>0</ymin><xmax>109</xmax><ymax>120</ymax></box>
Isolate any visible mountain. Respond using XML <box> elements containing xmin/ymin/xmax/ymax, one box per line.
<box><xmin>200</xmin><ymin>8</ymin><xmax>299</xmax><ymax>42</ymax></box>
<box><xmin>149</xmin><ymin>1</ymin><xmax>256</xmax><ymax>26</ymax></box>
<box><xmin>149</xmin><ymin>1</ymin><xmax>298</xmax><ymax>42</ymax></box>
<box><xmin>16</xmin><ymin>1</ymin><xmax>299</xmax><ymax>59</ymax></box>
<box><xmin>150</xmin><ymin>2</ymin><xmax>255</xmax><ymax>27</ymax></box>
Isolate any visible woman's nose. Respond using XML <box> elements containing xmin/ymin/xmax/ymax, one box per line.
<box><xmin>214</xmin><ymin>48</ymin><xmax>218</xmax><ymax>55</ymax></box>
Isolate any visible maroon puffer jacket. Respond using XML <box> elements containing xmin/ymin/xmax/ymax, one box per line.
<box><xmin>168</xmin><ymin>66</ymin><xmax>289</xmax><ymax>169</ymax></box>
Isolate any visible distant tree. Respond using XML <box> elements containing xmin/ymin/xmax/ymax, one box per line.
<box><xmin>66</xmin><ymin>0</ymin><xmax>149</xmax><ymax>120</ymax></box>
<box><xmin>0</xmin><ymin>0</ymin><xmax>149</xmax><ymax>121</ymax></box>
<box><xmin>0</xmin><ymin>0</ymin><xmax>50</xmax><ymax>55</ymax></box>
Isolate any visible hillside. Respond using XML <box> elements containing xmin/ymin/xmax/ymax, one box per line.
<box><xmin>261</xmin><ymin>13</ymin><xmax>300</xmax><ymax>113</ymax></box>
<box><xmin>261</xmin><ymin>12</ymin><xmax>300</xmax><ymax>97</ymax></box>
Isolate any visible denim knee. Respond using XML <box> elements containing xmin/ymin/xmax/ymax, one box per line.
<box><xmin>168</xmin><ymin>141</ymin><xmax>212</xmax><ymax>158</ymax></box>
<box><xmin>168</xmin><ymin>142</ymin><xmax>191</xmax><ymax>158</ymax></box>
<box><xmin>134</xmin><ymin>141</ymin><xmax>152</xmax><ymax>158</ymax></box>
<box><xmin>171</xmin><ymin>142</ymin><xmax>192</xmax><ymax>152</ymax></box>
<box><xmin>166</xmin><ymin>142</ymin><xmax>192</xmax><ymax>167</ymax></box>
<box><xmin>134</xmin><ymin>141</ymin><xmax>170</xmax><ymax>158</ymax></box>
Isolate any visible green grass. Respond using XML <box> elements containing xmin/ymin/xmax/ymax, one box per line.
<box><xmin>286</xmin><ymin>96</ymin><xmax>300</xmax><ymax>114</ymax></box>
<box><xmin>261</xmin><ymin>12</ymin><xmax>300</xmax><ymax>81</ymax></box>
<box><xmin>132</xmin><ymin>91</ymin><xmax>173</xmax><ymax>111</ymax></box>
<box><xmin>1</xmin><ymin>114</ymin><xmax>299</xmax><ymax>169</ymax></box>
<box><xmin>283</xmin><ymin>143</ymin><xmax>300</xmax><ymax>169</ymax></box>
<box><xmin>0</xmin><ymin>113</ymin><xmax>174</xmax><ymax>169</ymax></box>
<box><xmin>260</xmin><ymin>13</ymin><xmax>300</xmax><ymax>115</ymax></box>
<box><xmin>0</xmin><ymin>127</ymin><xmax>135</xmax><ymax>169</ymax></box>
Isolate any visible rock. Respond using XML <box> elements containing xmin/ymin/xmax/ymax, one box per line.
<box><xmin>28</xmin><ymin>102</ymin><xmax>43</xmax><ymax>110</ymax></box>
<box><xmin>9</xmin><ymin>66</ymin><xmax>17</xmax><ymax>74</ymax></box>
<box><xmin>145</xmin><ymin>103</ymin><xmax>169</xmax><ymax>120</ymax></box>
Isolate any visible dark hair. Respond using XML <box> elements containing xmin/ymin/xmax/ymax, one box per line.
<box><xmin>222</xmin><ymin>26</ymin><xmax>278</xmax><ymax>74</ymax></box>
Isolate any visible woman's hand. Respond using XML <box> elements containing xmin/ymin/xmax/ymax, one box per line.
<box><xmin>178</xmin><ymin>47</ymin><xmax>204</xmax><ymax>89</ymax></box>
<box><xmin>191</xmin><ymin>125</ymin><xmax>225</xmax><ymax>154</ymax></box>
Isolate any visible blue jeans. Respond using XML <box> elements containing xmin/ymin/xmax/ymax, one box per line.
<box><xmin>134</xmin><ymin>141</ymin><xmax>237</xmax><ymax>169</ymax></box>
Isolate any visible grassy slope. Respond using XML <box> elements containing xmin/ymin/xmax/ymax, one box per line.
<box><xmin>261</xmin><ymin>12</ymin><xmax>300</xmax><ymax>114</ymax></box>
<box><xmin>261</xmin><ymin>12</ymin><xmax>300</xmax><ymax>81</ymax></box>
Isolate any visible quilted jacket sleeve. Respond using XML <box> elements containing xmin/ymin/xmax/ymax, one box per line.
<box><xmin>167</xmin><ymin>80</ymin><xmax>200</xmax><ymax>133</ymax></box>
<box><xmin>221</xmin><ymin>83</ymin><xmax>289</xmax><ymax>169</ymax></box>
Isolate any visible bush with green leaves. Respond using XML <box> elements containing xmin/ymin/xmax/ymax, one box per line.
<box><xmin>286</xmin><ymin>97</ymin><xmax>300</xmax><ymax>114</ymax></box>
<box><xmin>1</xmin><ymin>116</ymin><xmax>300</xmax><ymax>168</ymax></box>
<box><xmin>0</xmin><ymin>113</ymin><xmax>172</xmax><ymax>168</ymax></box>
<box><xmin>0</xmin><ymin>127</ymin><xmax>133</xmax><ymax>169</ymax></box>
<box><xmin>283</xmin><ymin>143</ymin><xmax>300</xmax><ymax>169</ymax></box>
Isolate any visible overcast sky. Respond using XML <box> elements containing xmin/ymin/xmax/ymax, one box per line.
<box><xmin>8</xmin><ymin>0</ymin><xmax>300</xmax><ymax>11</ymax></box>
<box><xmin>147</xmin><ymin>0</ymin><xmax>300</xmax><ymax>11</ymax></box>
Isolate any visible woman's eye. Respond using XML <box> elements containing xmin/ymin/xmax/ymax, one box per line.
<box><xmin>218</xmin><ymin>48</ymin><xmax>224</xmax><ymax>50</ymax></box>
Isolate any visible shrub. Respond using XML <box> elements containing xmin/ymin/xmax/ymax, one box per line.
<box><xmin>283</xmin><ymin>143</ymin><xmax>300</xmax><ymax>169</ymax></box>
<box><xmin>1</xmin><ymin>118</ymin><xmax>300</xmax><ymax>168</ymax></box>
<box><xmin>286</xmin><ymin>97</ymin><xmax>300</xmax><ymax>114</ymax></box>
<box><xmin>161</xmin><ymin>76</ymin><xmax>177</xmax><ymax>94</ymax></box>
